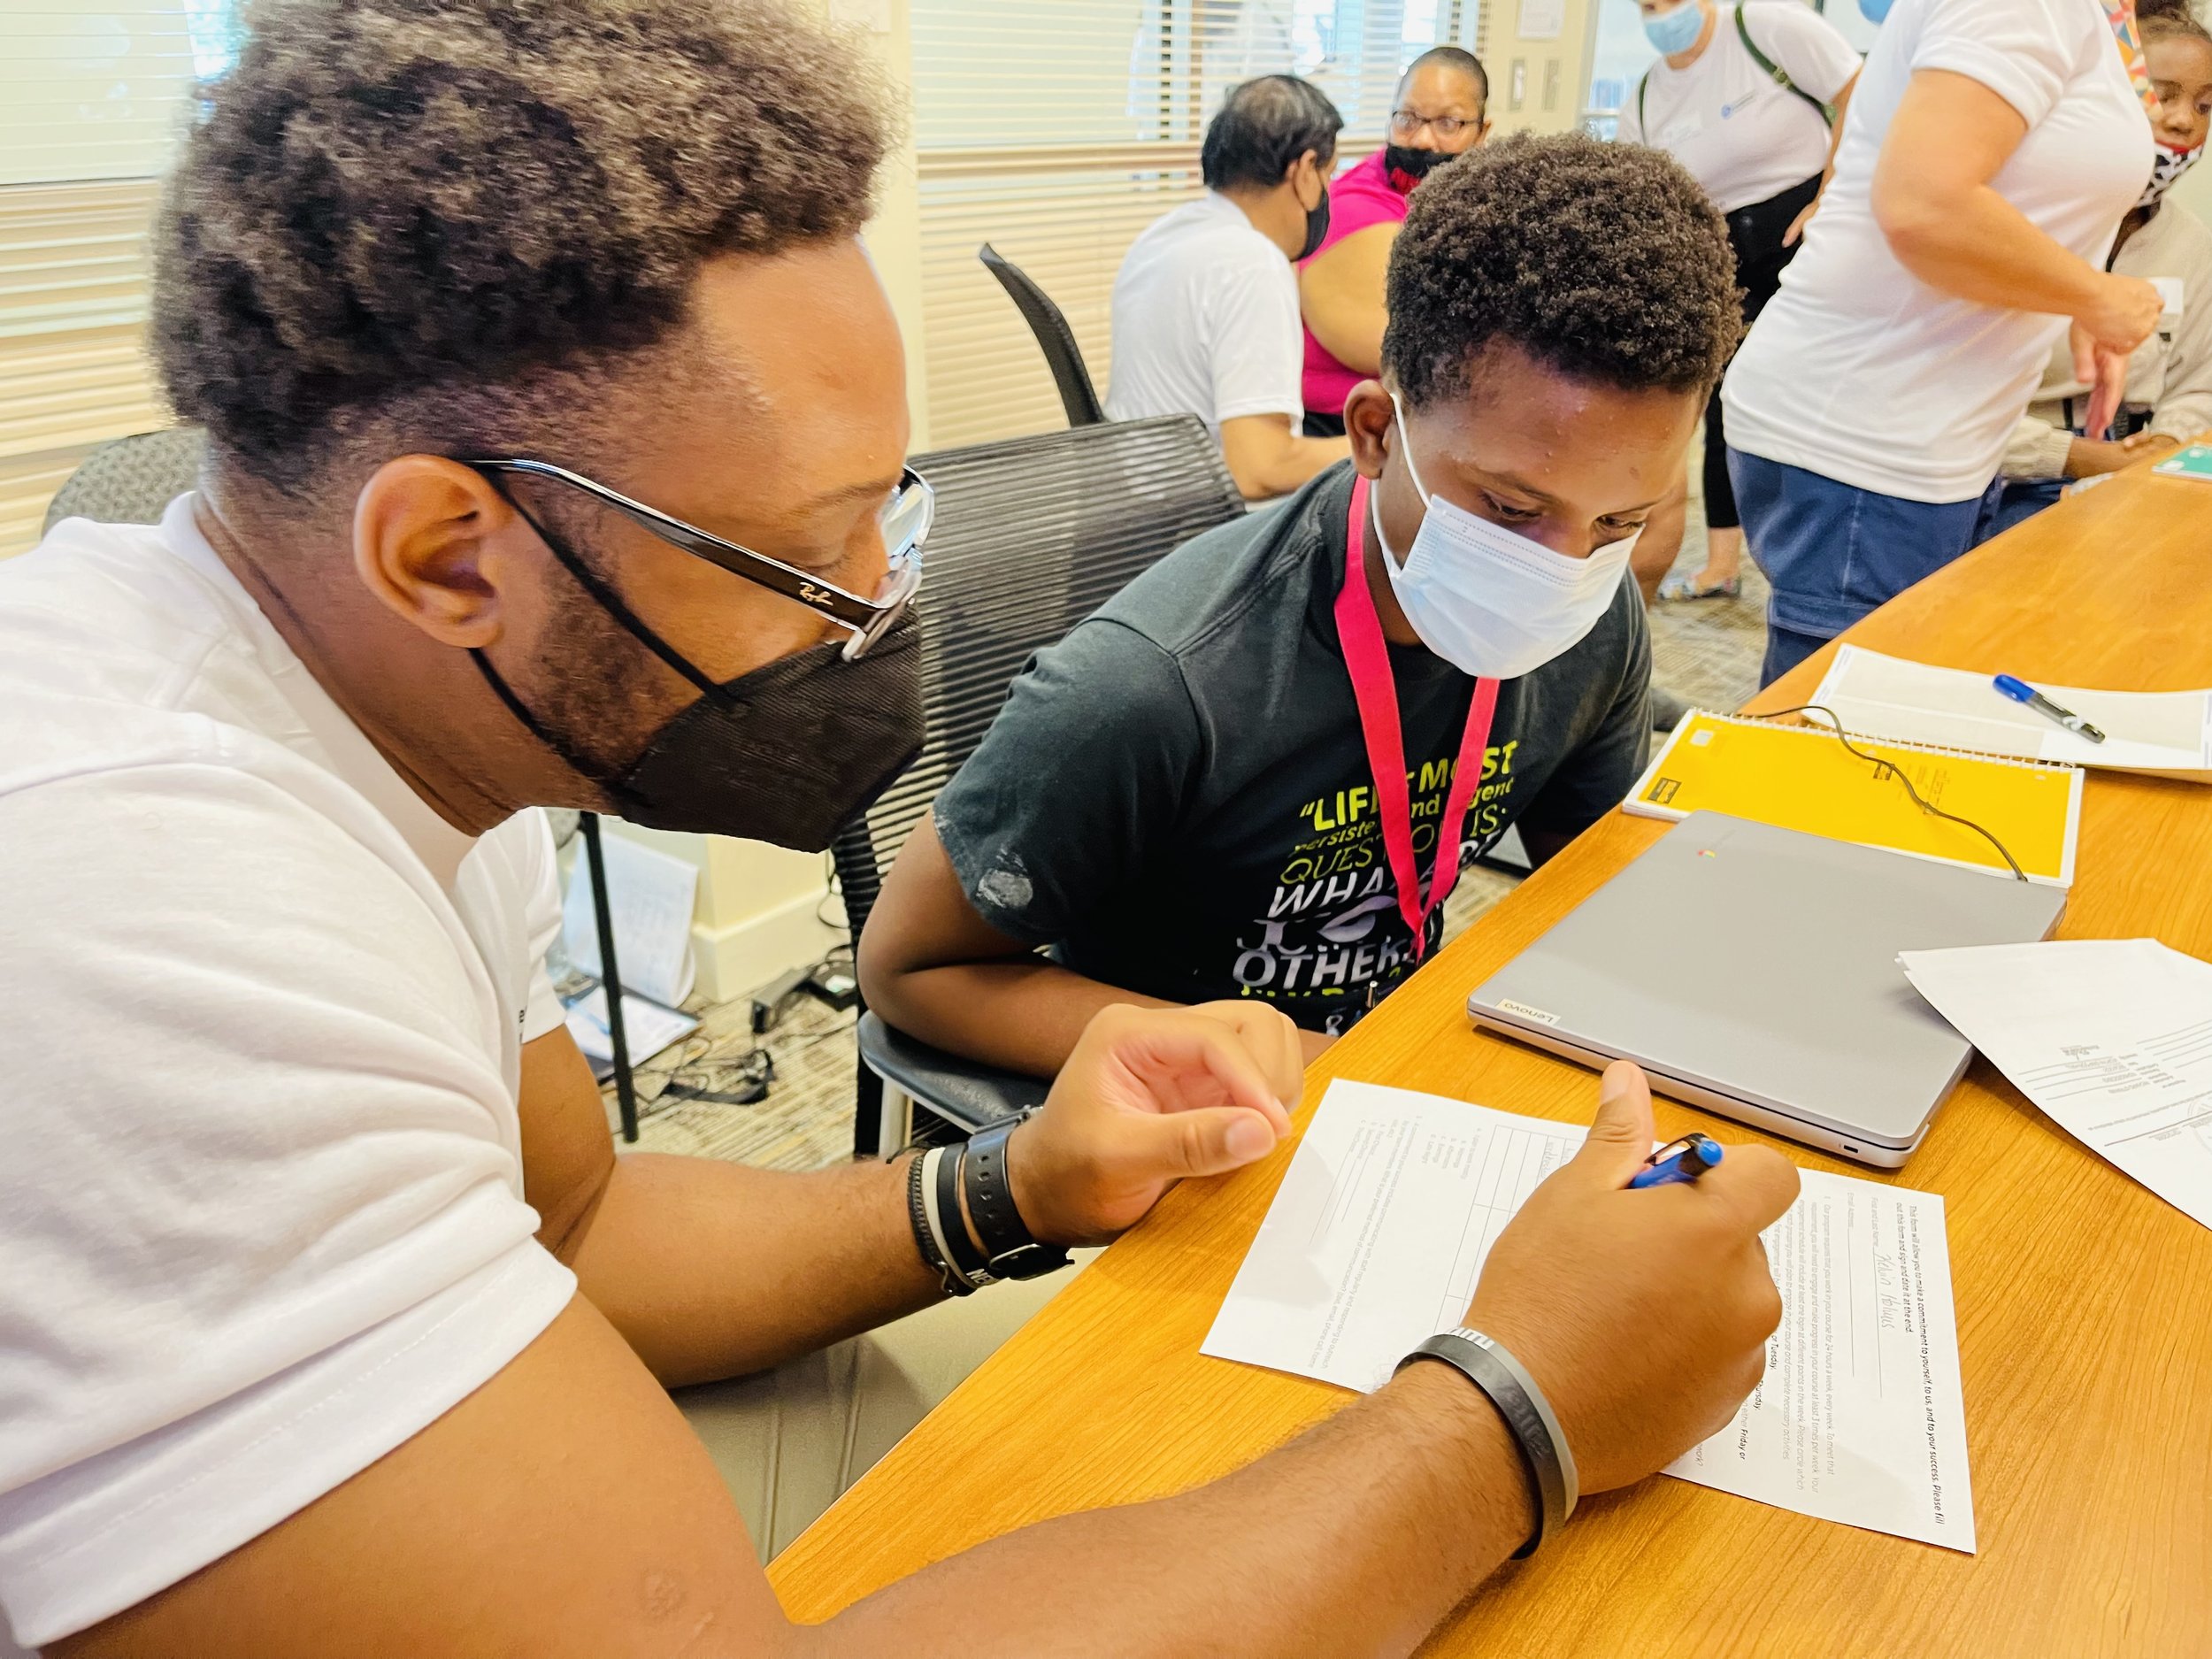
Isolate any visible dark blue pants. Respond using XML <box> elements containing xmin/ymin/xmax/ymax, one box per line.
<box><xmin>1982</xmin><ymin>477</ymin><xmax>2069</xmax><ymax>540</ymax></box>
<box><xmin>1727</xmin><ymin>449</ymin><xmax>2004</xmax><ymax>687</ymax></box>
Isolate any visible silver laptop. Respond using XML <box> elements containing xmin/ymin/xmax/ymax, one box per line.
<box><xmin>1465</xmin><ymin>812</ymin><xmax>2067</xmax><ymax>1166</ymax></box>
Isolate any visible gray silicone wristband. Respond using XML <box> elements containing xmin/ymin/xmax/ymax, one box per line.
<box><xmin>1396</xmin><ymin>1327</ymin><xmax>1577</xmax><ymax>1557</ymax></box>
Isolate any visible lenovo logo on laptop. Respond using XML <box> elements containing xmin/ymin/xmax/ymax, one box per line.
<box><xmin>1495</xmin><ymin>999</ymin><xmax>1560</xmax><ymax>1026</ymax></box>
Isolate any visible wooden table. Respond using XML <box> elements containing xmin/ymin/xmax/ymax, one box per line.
<box><xmin>772</xmin><ymin>465</ymin><xmax>2212</xmax><ymax>1655</ymax></box>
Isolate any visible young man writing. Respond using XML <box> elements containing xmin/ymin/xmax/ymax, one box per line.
<box><xmin>0</xmin><ymin>9</ymin><xmax>1795</xmax><ymax>1653</ymax></box>
<box><xmin>863</xmin><ymin>135</ymin><xmax>1743</xmax><ymax>1071</ymax></box>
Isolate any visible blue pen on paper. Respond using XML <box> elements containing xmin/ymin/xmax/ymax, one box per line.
<box><xmin>1993</xmin><ymin>673</ymin><xmax>2106</xmax><ymax>744</ymax></box>
<box><xmin>1628</xmin><ymin>1133</ymin><xmax>1724</xmax><ymax>1189</ymax></box>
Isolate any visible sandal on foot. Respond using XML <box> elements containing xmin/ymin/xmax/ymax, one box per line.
<box><xmin>1658</xmin><ymin>570</ymin><xmax>1742</xmax><ymax>602</ymax></box>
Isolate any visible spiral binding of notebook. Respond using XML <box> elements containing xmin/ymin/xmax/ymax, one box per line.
<box><xmin>1625</xmin><ymin>709</ymin><xmax>2082</xmax><ymax>887</ymax></box>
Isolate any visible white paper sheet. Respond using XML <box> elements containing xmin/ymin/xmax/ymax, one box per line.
<box><xmin>1203</xmin><ymin>1080</ymin><xmax>1974</xmax><ymax>1551</ymax></box>
<box><xmin>563</xmin><ymin>986</ymin><xmax>699</xmax><ymax>1068</ymax></box>
<box><xmin>563</xmin><ymin>831</ymin><xmax>697</xmax><ymax>1009</ymax></box>
<box><xmin>1901</xmin><ymin>939</ymin><xmax>2212</xmax><ymax>1233</ymax></box>
<box><xmin>1810</xmin><ymin>645</ymin><xmax>2212</xmax><ymax>774</ymax></box>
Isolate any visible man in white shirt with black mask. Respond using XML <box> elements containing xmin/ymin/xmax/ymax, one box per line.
<box><xmin>1105</xmin><ymin>73</ymin><xmax>1352</xmax><ymax>499</ymax></box>
<box><xmin>0</xmin><ymin>4</ymin><xmax>1799</xmax><ymax>1654</ymax></box>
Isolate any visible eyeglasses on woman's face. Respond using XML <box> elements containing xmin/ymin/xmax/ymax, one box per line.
<box><xmin>1389</xmin><ymin>109</ymin><xmax>1479</xmax><ymax>141</ymax></box>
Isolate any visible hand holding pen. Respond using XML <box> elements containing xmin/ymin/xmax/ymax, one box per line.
<box><xmin>1629</xmin><ymin>1133</ymin><xmax>1725</xmax><ymax>1190</ymax></box>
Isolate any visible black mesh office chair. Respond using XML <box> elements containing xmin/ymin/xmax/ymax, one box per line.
<box><xmin>837</xmin><ymin>414</ymin><xmax>1246</xmax><ymax>1156</ymax></box>
<box><xmin>978</xmin><ymin>243</ymin><xmax>1108</xmax><ymax>429</ymax></box>
<box><xmin>42</xmin><ymin>427</ymin><xmax>206</xmax><ymax>534</ymax></box>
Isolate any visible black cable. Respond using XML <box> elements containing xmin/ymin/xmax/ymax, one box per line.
<box><xmin>815</xmin><ymin>852</ymin><xmax>849</xmax><ymax>932</ymax></box>
<box><xmin>1745</xmin><ymin>704</ymin><xmax>2030</xmax><ymax>882</ymax></box>
<box><xmin>659</xmin><ymin>1047</ymin><xmax>775</xmax><ymax>1106</ymax></box>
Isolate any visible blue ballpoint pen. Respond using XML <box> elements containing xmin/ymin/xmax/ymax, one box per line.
<box><xmin>1993</xmin><ymin>673</ymin><xmax>2106</xmax><ymax>743</ymax></box>
<box><xmin>1627</xmin><ymin>1133</ymin><xmax>1724</xmax><ymax>1189</ymax></box>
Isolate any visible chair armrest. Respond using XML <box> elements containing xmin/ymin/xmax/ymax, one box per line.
<box><xmin>857</xmin><ymin>1010</ymin><xmax>1051</xmax><ymax>1136</ymax></box>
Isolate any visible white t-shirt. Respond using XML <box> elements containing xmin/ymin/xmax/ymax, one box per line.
<box><xmin>1617</xmin><ymin>3</ymin><xmax>1863</xmax><ymax>215</ymax></box>
<box><xmin>0</xmin><ymin>498</ymin><xmax>577</xmax><ymax>1654</ymax></box>
<box><xmin>1103</xmin><ymin>189</ymin><xmax>1305</xmax><ymax>435</ymax></box>
<box><xmin>1722</xmin><ymin>0</ymin><xmax>2153</xmax><ymax>503</ymax></box>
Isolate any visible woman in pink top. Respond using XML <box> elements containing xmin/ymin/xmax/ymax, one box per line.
<box><xmin>1297</xmin><ymin>47</ymin><xmax>1492</xmax><ymax>434</ymax></box>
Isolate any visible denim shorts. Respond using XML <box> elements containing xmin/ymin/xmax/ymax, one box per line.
<box><xmin>1726</xmin><ymin>449</ymin><xmax>2001</xmax><ymax>647</ymax></box>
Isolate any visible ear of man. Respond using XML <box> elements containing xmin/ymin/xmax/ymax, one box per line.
<box><xmin>349</xmin><ymin>457</ymin><xmax>539</xmax><ymax>650</ymax></box>
<box><xmin>1342</xmin><ymin>380</ymin><xmax>1396</xmax><ymax>479</ymax></box>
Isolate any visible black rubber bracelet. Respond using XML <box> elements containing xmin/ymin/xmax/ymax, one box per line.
<box><xmin>963</xmin><ymin>1115</ymin><xmax>1072</xmax><ymax>1281</ymax></box>
<box><xmin>905</xmin><ymin>1149</ymin><xmax>972</xmax><ymax>1298</ymax></box>
<box><xmin>1395</xmin><ymin>1328</ymin><xmax>1577</xmax><ymax>1558</ymax></box>
<box><xmin>933</xmin><ymin>1141</ymin><xmax>997</xmax><ymax>1289</ymax></box>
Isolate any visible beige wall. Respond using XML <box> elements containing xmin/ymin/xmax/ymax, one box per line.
<box><xmin>1486</xmin><ymin>0</ymin><xmax>1600</xmax><ymax>136</ymax></box>
<box><xmin>603</xmin><ymin>823</ymin><xmax>847</xmax><ymax>1006</ymax></box>
<box><xmin>845</xmin><ymin>0</ymin><xmax>933</xmax><ymax>451</ymax></box>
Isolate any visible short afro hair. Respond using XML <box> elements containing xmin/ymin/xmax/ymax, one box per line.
<box><xmin>153</xmin><ymin>0</ymin><xmax>888</xmax><ymax>492</ymax></box>
<box><xmin>1382</xmin><ymin>133</ymin><xmax>1740</xmax><ymax>409</ymax></box>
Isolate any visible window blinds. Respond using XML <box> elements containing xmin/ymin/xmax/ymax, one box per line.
<box><xmin>910</xmin><ymin>0</ymin><xmax>1479</xmax><ymax>450</ymax></box>
<box><xmin>0</xmin><ymin>4</ymin><xmax>239</xmax><ymax>555</ymax></box>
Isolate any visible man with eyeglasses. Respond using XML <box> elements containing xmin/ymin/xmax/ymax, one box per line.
<box><xmin>0</xmin><ymin>4</ymin><xmax>1797</xmax><ymax>1655</ymax></box>
<box><xmin>1298</xmin><ymin>46</ymin><xmax>1493</xmax><ymax>440</ymax></box>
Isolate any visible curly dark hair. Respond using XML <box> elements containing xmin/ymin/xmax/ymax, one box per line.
<box><xmin>2139</xmin><ymin>0</ymin><xmax>2212</xmax><ymax>48</ymax></box>
<box><xmin>153</xmin><ymin>0</ymin><xmax>888</xmax><ymax>492</ymax></box>
<box><xmin>1382</xmin><ymin>133</ymin><xmax>1740</xmax><ymax>409</ymax></box>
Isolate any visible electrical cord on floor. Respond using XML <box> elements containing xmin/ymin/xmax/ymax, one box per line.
<box><xmin>657</xmin><ymin>1047</ymin><xmax>776</xmax><ymax>1106</ymax></box>
<box><xmin>1745</xmin><ymin>703</ymin><xmax>2030</xmax><ymax>882</ymax></box>
<box><xmin>751</xmin><ymin>941</ymin><xmax>861</xmax><ymax>1035</ymax></box>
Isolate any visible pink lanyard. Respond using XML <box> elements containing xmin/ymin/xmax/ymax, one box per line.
<box><xmin>1334</xmin><ymin>473</ymin><xmax>1499</xmax><ymax>964</ymax></box>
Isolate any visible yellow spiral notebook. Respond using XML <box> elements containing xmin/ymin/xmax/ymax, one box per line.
<box><xmin>1625</xmin><ymin>711</ymin><xmax>2082</xmax><ymax>887</ymax></box>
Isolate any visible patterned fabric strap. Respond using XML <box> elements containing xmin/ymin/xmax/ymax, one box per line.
<box><xmin>2106</xmin><ymin>0</ymin><xmax>2161</xmax><ymax>119</ymax></box>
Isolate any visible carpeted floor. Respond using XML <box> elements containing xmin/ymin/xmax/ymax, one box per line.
<box><xmin>608</xmin><ymin>504</ymin><xmax>1768</xmax><ymax>1171</ymax></box>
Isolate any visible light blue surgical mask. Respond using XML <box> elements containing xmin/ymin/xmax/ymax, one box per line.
<box><xmin>1642</xmin><ymin>0</ymin><xmax>1706</xmax><ymax>56</ymax></box>
<box><xmin>1857</xmin><ymin>0</ymin><xmax>1893</xmax><ymax>21</ymax></box>
<box><xmin>1375</xmin><ymin>394</ymin><xmax>1638</xmax><ymax>680</ymax></box>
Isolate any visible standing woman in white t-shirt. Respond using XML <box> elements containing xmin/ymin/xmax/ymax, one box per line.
<box><xmin>1617</xmin><ymin>0</ymin><xmax>1863</xmax><ymax>603</ymax></box>
<box><xmin>1722</xmin><ymin>0</ymin><xmax>2162</xmax><ymax>686</ymax></box>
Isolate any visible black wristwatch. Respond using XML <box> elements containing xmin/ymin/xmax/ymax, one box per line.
<box><xmin>961</xmin><ymin>1113</ymin><xmax>1072</xmax><ymax>1282</ymax></box>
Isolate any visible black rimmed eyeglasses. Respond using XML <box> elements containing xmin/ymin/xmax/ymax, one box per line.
<box><xmin>1388</xmin><ymin>109</ymin><xmax>1478</xmax><ymax>140</ymax></box>
<box><xmin>463</xmin><ymin>457</ymin><xmax>933</xmax><ymax>661</ymax></box>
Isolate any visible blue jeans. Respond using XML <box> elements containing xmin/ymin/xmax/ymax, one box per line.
<box><xmin>1726</xmin><ymin>449</ymin><xmax>2005</xmax><ymax>687</ymax></box>
<box><xmin>1982</xmin><ymin>477</ymin><xmax>2068</xmax><ymax>540</ymax></box>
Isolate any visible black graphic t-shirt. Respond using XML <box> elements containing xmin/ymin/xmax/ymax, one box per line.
<box><xmin>931</xmin><ymin>464</ymin><xmax>1652</xmax><ymax>1035</ymax></box>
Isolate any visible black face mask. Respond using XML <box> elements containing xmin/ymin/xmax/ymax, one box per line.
<box><xmin>1296</xmin><ymin>182</ymin><xmax>1333</xmax><ymax>261</ymax></box>
<box><xmin>1383</xmin><ymin>143</ymin><xmax>1454</xmax><ymax>193</ymax></box>
<box><xmin>472</xmin><ymin>505</ymin><xmax>924</xmax><ymax>852</ymax></box>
